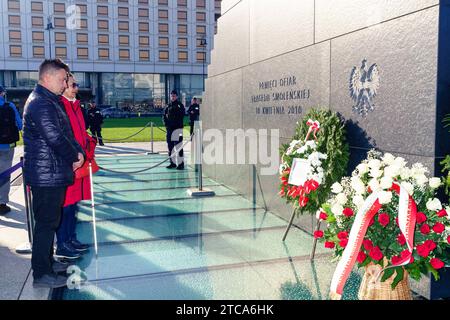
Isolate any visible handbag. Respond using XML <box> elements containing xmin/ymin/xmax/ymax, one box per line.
<box><xmin>74</xmin><ymin>159</ymin><xmax>99</xmax><ymax>180</ymax></box>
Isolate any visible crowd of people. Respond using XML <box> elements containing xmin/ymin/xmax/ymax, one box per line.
<box><xmin>0</xmin><ymin>59</ymin><xmax>201</xmax><ymax>289</ymax></box>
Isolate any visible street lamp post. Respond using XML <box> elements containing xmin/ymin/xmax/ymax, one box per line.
<box><xmin>200</xmin><ymin>37</ymin><xmax>207</xmax><ymax>93</ymax></box>
<box><xmin>45</xmin><ymin>16</ymin><xmax>54</xmax><ymax>59</ymax></box>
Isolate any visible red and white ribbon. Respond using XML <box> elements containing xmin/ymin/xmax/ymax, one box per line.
<box><xmin>305</xmin><ymin>119</ymin><xmax>320</xmax><ymax>142</ymax></box>
<box><xmin>329</xmin><ymin>183</ymin><xmax>417</xmax><ymax>300</ymax></box>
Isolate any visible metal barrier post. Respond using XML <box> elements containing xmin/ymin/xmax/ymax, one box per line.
<box><xmin>89</xmin><ymin>162</ymin><xmax>99</xmax><ymax>257</ymax></box>
<box><xmin>146</xmin><ymin>122</ymin><xmax>157</xmax><ymax>155</ymax></box>
<box><xmin>187</xmin><ymin>120</ymin><xmax>215</xmax><ymax>197</ymax></box>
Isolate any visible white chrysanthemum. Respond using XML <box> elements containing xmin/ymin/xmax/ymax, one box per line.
<box><xmin>393</xmin><ymin>157</ymin><xmax>407</xmax><ymax>168</ymax></box>
<box><xmin>400</xmin><ymin>167</ymin><xmax>411</xmax><ymax>180</ymax></box>
<box><xmin>353</xmin><ymin>195</ymin><xmax>365</xmax><ymax>210</ymax></box>
<box><xmin>378</xmin><ymin>191</ymin><xmax>393</xmax><ymax>204</ymax></box>
<box><xmin>351</xmin><ymin>177</ymin><xmax>366</xmax><ymax>195</ymax></box>
<box><xmin>414</xmin><ymin>174</ymin><xmax>428</xmax><ymax>187</ymax></box>
<box><xmin>382</xmin><ymin>153</ymin><xmax>396</xmax><ymax>165</ymax></box>
<box><xmin>426</xmin><ymin>198</ymin><xmax>442</xmax><ymax>211</ymax></box>
<box><xmin>380</xmin><ymin>176</ymin><xmax>393</xmax><ymax>190</ymax></box>
<box><xmin>383</xmin><ymin>165</ymin><xmax>401</xmax><ymax>179</ymax></box>
<box><xmin>368</xmin><ymin>159</ymin><xmax>382</xmax><ymax>169</ymax></box>
<box><xmin>336</xmin><ymin>193</ymin><xmax>348</xmax><ymax>205</ymax></box>
<box><xmin>331</xmin><ymin>203</ymin><xmax>344</xmax><ymax>217</ymax></box>
<box><xmin>331</xmin><ymin>182</ymin><xmax>343</xmax><ymax>194</ymax></box>
<box><xmin>400</xmin><ymin>182</ymin><xmax>414</xmax><ymax>196</ymax></box>
<box><xmin>305</xmin><ymin>140</ymin><xmax>317</xmax><ymax>148</ymax></box>
<box><xmin>429</xmin><ymin>177</ymin><xmax>442</xmax><ymax>189</ymax></box>
<box><xmin>370</xmin><ymin>168</ymin><xmax>383</xmax><ymax>179</ymax></box>
<box><xmin>357</xmin><ymin>163</ymin><xmax>370</xmax><ymax>175</ymax></box>
<box><xmin>369</xmin><ymin>179</ymin><xmax>381</xmax><ymax>193</ymax></box>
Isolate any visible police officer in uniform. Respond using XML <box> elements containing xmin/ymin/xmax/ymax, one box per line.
<box><xmin>187</xmin><ymin>97</ymin><xmax>200</xmax><ymax>137</ymax></box>
<box><xmin>163</xmin><ymin>90</ymin><xmax>185</xmax><ymax>170</ymax></box>
<box><xmin>87</xmin><ymin>102</ymin><xmax>104</xmax><ymax>146</ymax></box>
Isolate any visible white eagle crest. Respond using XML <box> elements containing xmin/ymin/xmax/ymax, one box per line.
<box><xmin>349</xmin><ymin>59</ymin><xmax>380</xmax><ymax>116</ymax></box>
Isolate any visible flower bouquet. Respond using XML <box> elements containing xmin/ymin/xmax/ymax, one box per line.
<box><xmin>316</xmin><ymin>150</ymin><xmax>450</xmax><ymax>299</ymax></box>
<box><xmin>279</xmin><ymin>109</ymin><xmax>349</xmax><ymax>215</ymax></box>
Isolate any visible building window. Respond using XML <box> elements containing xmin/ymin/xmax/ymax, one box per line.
<box><xmin>119</xmin><ymin>21</ymin><xmax>129</xmax><ymax>32</ymax></box>
<box><xmin>138</xmin><ymin>0</ymin><xmax>149</xmax><ymax>4</ymax></box>
<box><xmin>8</xmin><ymin>0</ymin><xmax>20</xmax><ymax>12</ymax></box>
<box><xmin>159</xmin><ymin>50</ymin><xmax>169</xmax><ymax>61</ymax></box>
<box><xmin>98</xmin><ymin>20</ymin><xmax>109</xmax><ymax>30</ymax></box>
<box><xmin>32</xmin><ymin>46</ymin><xmax>44</xmax><ymax>58</ymax></box>
<box><xmin>158</xmin><ymin>0</ymin><xmax>168</xmax><ymax>5</ymax></box>
<box><xmin>138</xmin><ymin>8</ymin><xmax>149</xmax><ymax>18</ymax></box>
<box><xmin>32</xmin><ymin>16</ymin><xmax>44</xmax><ymax>27</ymax></box>
<box><xmin>54</xmin><ymin>17</ymin><xmax>66</xmax><ymax>28</ymax></box>
<box><xmin>215</xmin><ymin>0</ymin><xmax>221</xmax><ymax>10</ymax></box>
<box><xmin>177</xmin><ymin>0</ymin><xmax>187</xmax><ymax>7</ymax></box>
<box><xmin>159</xmin><ymin>23</ymin><xmax>169</xmax><ymax>34</ymax></box>
<box><xmin>78</xmin><ymin>4</ymin><xmax>87</xmax><ymax>15</ymax></box>
<box><xmin>32</xmin><ymin>31</ymin><xmax>45</xmax><ymax>42</ymax></box>
<box><xmin>118</xmin><ymin>0</ymin><xmax>128</xmax><ymax>2</ymax></box>
<box><xmin>31</xmin><ymin>1</ymin><xmax>43</xmax><ymax>13</ymax></box>
<box><xmin>138</xmin><ymin>22</ymin><xmax>149</xmax><ymax>32</ymax></box>
<box><xmin>159</xmin><ymin>37</ymin><xmax>169</xmax><ymax>47</ymax></box>
<box><xmin>9</xmin><ymin>30</ymin><xmax>21</xmax><ymax>42</ymax></box>
<box><xmin>178</xmin><ymin>38</ymin><xmax>188</xmax><ymax>48</ymax></box>
<box><xmin>98</xmin><ymin>48</ymin><xmax>109</xmax><ymax>59</ymax></box>
<box><xmin>196</xmin><ymin>25</ymin><xmax>206</xmax><ymax>35</ymax></box>
<box><xmin>77</xmin><ymin>48</ymin><xmax>89</xmax><ymax>59</ymax></box>
<box><xmin>98</xmin><ymin>34</ymin><xmax>109</xmax><ymax>45</ymax></box>
<box><xmin>177</xmin><ymin>11</ymin><xmax>187</xmax><ymax>21</ymax></box>
<box><xmin>196</xmin><ymin>12</ymin><xmax>206</xmax><ymax>21</ymax></box>
<box><xmin>55</xmin><ymin>32</ymin><xmax>67</xmax><ymax>43</ymax></box>
<box><xmin>55</xmin><ymin>47</ymin><xmax>67</xmax><ymax>59</ymax></box>
<box><xmin>139</xmin><ymin>36</ymin><xmax>149</xmax><ymax>46</ymax></box>
<box><xmin>10</xmin><ymin>45</ymin><xmax>22</xmax><ymax>57</ymax></box>
<box><xmin>54</xmin><ymin>3</ymin><xmax>65</xmax><ymax>14</ymax></box>
<box><xmin>80</xmin><ymin>19</ymin><xmax>88</xmax><ymax>29</ymax></box>
<box><xmin>8</xmin><ymin>15</ymin><xmax>20</xmax><ymax>26</ymax></box>
<box><xmin>197</xmin><ymin>0</ymin><xmax>206</xmax><ymax>8</ymax></box>
<box><xmin>97</xmin><ymin>6</ymin><xmax>108</xmax><ymax>16</ymax></box>
<box><xmin>178</xmin><ymin>51</ymin><xmax>188</xmax><ymax>62</ymax></box>
<box><xmin>178</xmin><ymin>24</ymin><xmax>187</xmax><ymax>34</ymax></box>
<box><xmin>118</xmin><ymin>7</ymin><xmax>129</xmax><ymax>17</ymax></box>
<box><xmin>119</xmin><ymin>49</ymin><xmax>130</xmax><ymax>60</ymax></box>
<box><xmin>119</xmin><ymin>35</ymin><xmax>129</xmax><ymax>46</ymax></box>
<box><xmin>196</xmin><ymin>51</ymin><xmax>206</xmax><ymax>62</ymax></box>
<box><xmin>139</xmin><ymin>50</ymin><xmax>150</xmax><ymax>61</ymax></box>
<box><xmin>158</xmin><ymin>10</ymin><xmax>168</xmax><ymax>19</ymax></box>
<box><xmin>77</xmin><ymin>33</ymin><xmax>88</xmax><ymax>44</ymax></box>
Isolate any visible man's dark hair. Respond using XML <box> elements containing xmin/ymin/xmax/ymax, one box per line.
<box><xmin>38</xmin><ymin>59</ymin><xmax>70</xmax><ymax>80</ymax></box>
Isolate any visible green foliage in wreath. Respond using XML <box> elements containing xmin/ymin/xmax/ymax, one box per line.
<box><xmin>279</xmin><ymin>108</ymin><xmax>350</xmax><ymax>215</ymax></box>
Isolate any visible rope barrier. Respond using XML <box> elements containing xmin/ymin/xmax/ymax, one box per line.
<box><xmin>0</xmin><ymin>160</ymin><xmax>23</xmax><ymax>187</ymax></box>
<box><xmin>96</xmin><ymin>134</ymin><xmax>193</xmax><ymax>174</ymax></box>
<box><xmin>90</xmin><ymin>121</ymin><xmax>153</xmax><ymax>142</ymax></box>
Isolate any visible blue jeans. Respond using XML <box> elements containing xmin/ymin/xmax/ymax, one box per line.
<box><xmin>56</xmin><ymin>203</ymin><xmax>78</xmax><ymax>246</ymax></box>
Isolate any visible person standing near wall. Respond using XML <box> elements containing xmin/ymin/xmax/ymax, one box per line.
<box><xmin>0</xmin><ymin>86</ymin><xmax>22</xmax><ymax>215</ymax></box>
<box><xmin>163</xmin><ymin>90</ymin><xmax>185</xmax><ymax>170</ymax></box>
<box><xmin>88</xmin><ymin>102</ymin><xmax>104</xmax><ymax>146</ymax></box>
<box><xmin>187</xmin><ymin>97</ymin><xmax>200</xmax><ymax>137</ymax></box>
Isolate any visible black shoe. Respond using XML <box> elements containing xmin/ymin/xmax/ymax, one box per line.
<box><xmin>70</xmin><ymin>239</ymin><xmax>89</xmax><ymax>252</ymax></box>
<box><xmin>52</xmin><ymin>260</ymin><xmax>71</xmax><ymax>273</ymax></box>
<box><xmin>176</xmin><ymin>164</ymin><xmax>185</xmax><ymax>170</ymax></box>
<box><xmin>0</xmin><ymin>204</ymin><xmax>11</xmax><ymax>215</ymax></box>
<box><xmin>166</xmin><ymin>163</ymin><xmax>177</xmax><ymax>169</ymax></box>
<box><xmin>33</xmin><ymin>273</ymin><xmax>68</xmax><ymax>289</ymax></box>
<box><xmin>99</xmin><ymin>142</ymin><xmax>105</xmax><ymax>146</ymax></box>
<box><xmin>54</xmin><ymin>242</ymin><xmax>82</xmax><ymax>260</ymax></box>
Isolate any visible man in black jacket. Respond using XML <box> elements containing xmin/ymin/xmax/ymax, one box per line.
<box><xmin>187</xmin><ymin>97</ymin><xmax>200</xmax><ymax>137</ymax></box>
<box><xmin>87</xmin><ymin>102</ymin><xmax>104</xmax><ymax>146</ymax></box>
<box><xmin>23</xmin><ymin>59</ymin><xmax>85</xmax><ymax>289</ymax></box>
<box><xmin>163</xmin><ymin>90</ymin><xmax>185</xmax><ymax>170</ymax></box>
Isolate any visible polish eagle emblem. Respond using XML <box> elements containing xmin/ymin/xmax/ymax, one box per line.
<box><xmin>349</xmin><ymin>59</ymin><xmax>380</xmax><ymax>116</ymax></box>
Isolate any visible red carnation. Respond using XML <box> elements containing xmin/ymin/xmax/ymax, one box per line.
<box><xmin>420</xmin><ymin>224</ymin><xmax>431</xmax><ymax>235</ymax></box>
<box><xmin>416</xmin><ymin>212</ymin><xmax>427</xmax><ymax>224</ymax></box>
<box><xmin>400</xmin><ymin>250</ymin><xmax>411</xmax><ymax>259</ymax></box>
<box><xmin>337</xmin><ymin>231</ymin><xmax>348</xmax><ymax>240</ymax></box>
<box><xmin>314</xmin><ymin>230</ymin><xmax>324</xmax><ymax>239</ymax></box>
<box><xmin>432</xmin><ymin>222</ymin><xmax>445</xmax><ymax>234</ymax></box>
<box><xmin>430</xmin><ymin>258</ymin><xmax>445</xmax><ymax>270</ymax></box>
<box><xmin>339</xmin><ymin>239</ymin><xmax>348</xmax><ymax>248</ymax></box>
<box><xmin>319</xmin><ymin>212</ymin><xmax>328</xmax><ymax>221</ymax></box>
<box><xmin>391</xmin><ymin>256</ymin><xmax>401</xmax><ymax>265</ymax></box>
<box><xmin>369</xmin><ymin>246</ymin><xmax>383</xmax><ymax>261</ymax></box>
<box><xmin>378</xmin><ymin>213</ymin><xmax>390</xmax><ymax>227</ymax></box>
<box><xmin>437</xmin><ymin>209</ymin><xmax>448</xmax><ymax>218</ymax></box>
<box><xmin>417</xmin><ymin>244</ymin><xmax>430</xmax><ymax>258</ymax></box>
<box><xmin>357</xmin><ymin>251</ymin><xmax>367</xmax><ymax>264</ymax></box>
<box><xmin>325</xmin><ymin>241</ymin><xmax>335</xmax><ymax>249</ymax></box>
<box><xmin>397</xmin><ymin>234</ymin><xmax>406</xmax><ymax>246</ymax></box>
<box><xmin>343</xmin><ymin>207</ymin><xmax>354</xmax><ymax>217</ymax></box>
<box><xmin>363</xmin><ymin>239</ymin><xmax>374</xmax><ymax>251</ymax></box>
<box><xmin>424</xmin><ymin>240</ymin><xmax>437</xmax><ymax>251</ymax></box>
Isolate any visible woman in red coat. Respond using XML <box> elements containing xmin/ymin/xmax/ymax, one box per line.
<box><xmin>55</xmin><ymin>74</ymin><xmax>96</xmax><ymax>259</ymax></box>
